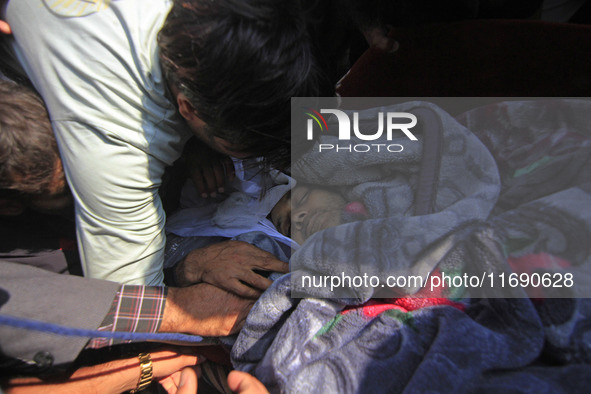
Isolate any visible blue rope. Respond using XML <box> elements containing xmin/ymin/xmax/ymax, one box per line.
<box><xmin>0</xmin><ymin>314</ymin><xmax>204</xmax><ymax>343</ymax></box>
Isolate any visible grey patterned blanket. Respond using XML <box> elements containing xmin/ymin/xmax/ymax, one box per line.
<box><xmin>231</xmin><ymin>100</ymin><xmax>591</xmax><ymax>393</ymax></box>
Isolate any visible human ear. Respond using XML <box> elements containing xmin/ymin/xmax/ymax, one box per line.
<box><xmin>177</xmin><ymin>93</ymin><xmax>208</xmax><ymax>136</ymax></box>
<box><xmin>0</xmin><ymin>20</ymin><xmax>12</xmax><ymax>35</ymax></box>
<box><xmin>177</xmin><ymin>93</ymin><xmax>200</xmax><ymax>121</ymax></box>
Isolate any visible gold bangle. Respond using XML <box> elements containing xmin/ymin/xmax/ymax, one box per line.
<box><xmin>130</xmin><ymin>352</ymin><xmax>153</xmax><ymax>393</ymax></box>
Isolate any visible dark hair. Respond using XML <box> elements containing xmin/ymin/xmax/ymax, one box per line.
<box><xmin>0</xmin><ymin>81</ymin><xmax>59</xmax><ymax>194</ymax></box>
<box><xmin>158</xmin><ymin>0</ymin><xmax>334</xmax><ymax>170</ymax></box>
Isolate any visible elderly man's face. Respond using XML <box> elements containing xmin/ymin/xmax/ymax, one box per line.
<box><xmin>270</xmin><ymin>184</ymin><xmax>346</xmax><ymax>245</ymax></box>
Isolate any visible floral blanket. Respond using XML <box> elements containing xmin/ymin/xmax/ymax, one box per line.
<box><xmin>231</xmin><ymin>100</ymin><xmax>591</xmax><ymax>393</ymax></box>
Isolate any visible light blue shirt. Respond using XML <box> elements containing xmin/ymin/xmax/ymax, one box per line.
<box><xmin>6</xmin><ymin>0</ymin><xmax>192</xmax><ymax>285</ymax></box>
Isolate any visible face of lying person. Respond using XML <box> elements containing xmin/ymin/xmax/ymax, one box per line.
<box><xmin>270</xmin><ymin>184</ymin><xmax>347</xmax><ymax>245</ymax></box>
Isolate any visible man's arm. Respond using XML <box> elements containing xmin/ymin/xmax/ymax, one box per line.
<box><xmin>5</xmin><ymin>0</ymin><xmax>186</xmax><ymax>286</ymax></box>
<box><xmin>161</xmin><ymin>283</ymin><xmax>254</xmax><ymax>337</ymax></box>
<box><xmin>1</xmin><ymin>261</ymin><xmax>253</xmax><ymax>375</ymax></box>
<box><xmin>58</xmin><ymin>122</ymin><xmax>171</xmax><ymax>286</ymax></box>
<box><xmin>2</xmin><ymin>352</ymin><xmax>270</xmax><ymax>394</ymax></box>
<box><xmin>0</xmin><ymin>262</ymin><xmax>119</xmax><ymax>372</ymax></box>
<box><xmin>2</xmin><ymin>348</ymin><xmax>203</xmax><ymax>394</ymax></box>
<box><xmin>89</xmin><ymin>281</ymin><xmax>254</xmax><ymax>350</ymax></box>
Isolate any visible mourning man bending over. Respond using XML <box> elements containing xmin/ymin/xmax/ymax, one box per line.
<box><xmin>0</xmin><ymin>0</ymin><xmax>330</xmax><ymax>285</ymax></box>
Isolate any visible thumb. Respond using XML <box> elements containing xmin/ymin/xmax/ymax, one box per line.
<box><xmin>227</xmin><ymin>370</ymin><xmax>268</xmax><ymax>394</ymax></box>
<box><xmin>176</xmin><ymin>367</ymin><xmax>198</xmax><ymax>394</ymax></box>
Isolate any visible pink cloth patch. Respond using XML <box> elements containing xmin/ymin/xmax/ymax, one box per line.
<box><xmin>344</xmin><ymin>201</ymin><xmax>368</xmax><ymax>216</ymax></box>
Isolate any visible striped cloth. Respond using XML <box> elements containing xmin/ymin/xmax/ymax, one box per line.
<box><xmin>87</xmin><ymin>285</ymin><xmax>167</xmax><ymax>348</ymax></box>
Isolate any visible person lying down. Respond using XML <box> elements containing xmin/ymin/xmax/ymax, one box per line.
<box><xmin>269</xmin><ymin>183</ymin><xmax>367</xmax><ymax>246</ymax></box>
<box><xmin>163</xmin><ymin>161</ymin><xmax>359</xmax><ymax>348</ymax></box>
<box><xmin>164</xmin><ymin>159</ymin><xmax>358</xmax><ymax>262</ymax></box>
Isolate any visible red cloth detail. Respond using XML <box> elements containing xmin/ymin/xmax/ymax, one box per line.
<box><xmin>508</xmin><ymin>252</ymin><xmax>571</xmax><ymax>299</ymax></box>
<box><xmin>344</xmin><ymin>201</ymin><xmax>369</xmax><ymax>216</ymax></box>
<box><xmin>341</xmin><ymin>268</ymin><xmax>465</xmax><ymax>319</ymax></box>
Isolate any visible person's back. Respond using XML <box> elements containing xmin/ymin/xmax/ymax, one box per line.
<box><xmin>2</xmin><ymin>0</ymin><xmax>331</xmax><ymax>285</ymax></box>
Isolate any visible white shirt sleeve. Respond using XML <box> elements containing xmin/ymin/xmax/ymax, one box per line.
<box><xmin>56</xmin><ymin>120</ymin><xmax>168</xmax><ymax>285</ymax></box>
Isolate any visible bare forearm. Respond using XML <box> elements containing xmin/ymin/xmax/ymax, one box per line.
<box><xmin>3</xmin><ymin>350</ymin><xmax>201</xmax><ymax>394</ymax></box>
<box><xmin>160</xmin><ymin>283</ymin><xmax>253</xmax><ymax>337</ymax></box>
<box><xmin>3</xmin><ymin>359</ymin><xmax>137</xmax><ymax>394</ymax></box>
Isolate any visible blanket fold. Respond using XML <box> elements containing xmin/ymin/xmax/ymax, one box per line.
<box><xmin>232</xmin><ymin>99</ymin><xmax>591</xmax><ymax>393</ymax></box>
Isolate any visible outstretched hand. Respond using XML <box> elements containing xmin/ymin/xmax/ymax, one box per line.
<box><xmin>175</xmin><ymin>240</ymin><xmax>289</xmax><ymax>298</ymax></box>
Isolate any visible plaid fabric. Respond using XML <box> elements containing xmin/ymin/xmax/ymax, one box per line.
<box><xmin>87</xmin><ymin>285</ymin><xmax>167</xmax><ymax>349</ymax></box>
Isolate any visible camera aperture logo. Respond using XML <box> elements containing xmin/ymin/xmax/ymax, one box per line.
<box><xmin>304</xmin><ymin>108</ymin><xmax>418</xmax><ymax>153</ymax></box>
